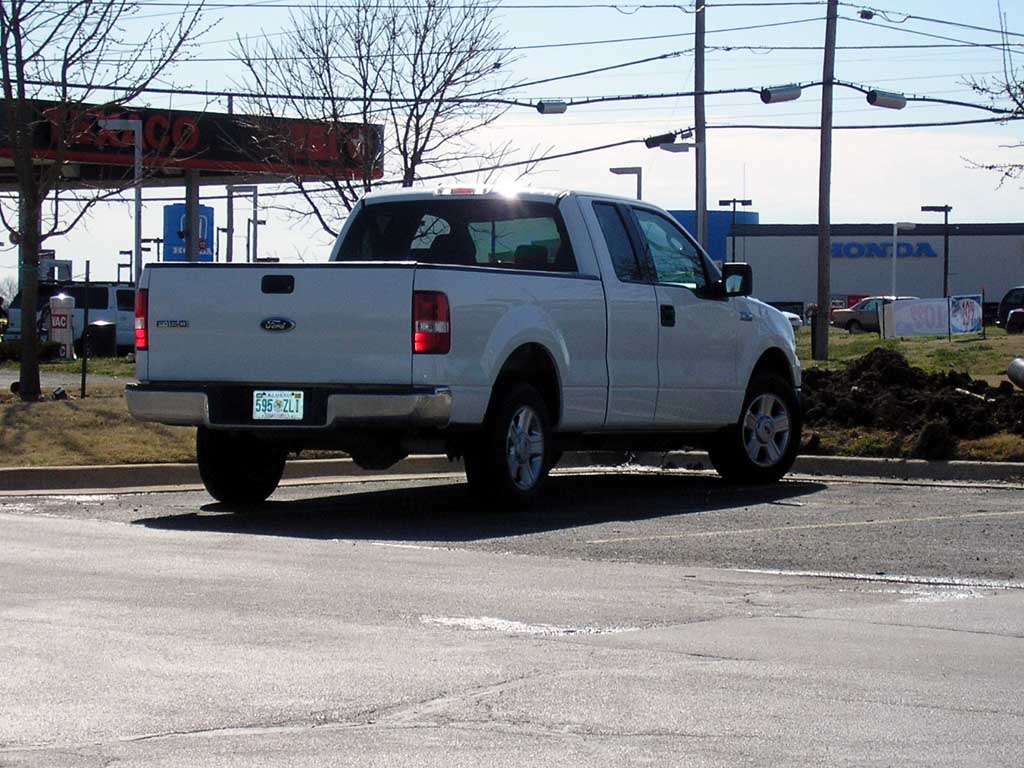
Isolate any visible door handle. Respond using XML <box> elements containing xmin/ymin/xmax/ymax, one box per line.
<box><xmin>660</xmin><ymin>304</ymin><xmax>676</xmax><ymax>327</ymax></box>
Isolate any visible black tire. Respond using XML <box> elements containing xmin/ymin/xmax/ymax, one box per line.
<box><xmin>708</xmin><ymin>373</ymin><xmax>801</xmax><ymax>485</ymax></box>
<box><xmin>196</xmin><ymin>427</ymin><xmax>287</xmax><ymax>505</ymax></box>
<box><xmin>463</xmin><ymin>382</ymin><xmax>552</xmax><ymax>505</ymax></box>
<box><xmin>847</xmin><ymin>320</ymin><xmax>863</xmax><ymax>334</ymax></box>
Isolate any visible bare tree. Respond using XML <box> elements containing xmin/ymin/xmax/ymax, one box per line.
<box><xmin>235</xmin><ymin>0</ymin><xmax>520</xmax><ymax>237</ymax></box>
<box><xmin>965</xmin><ymin>8</ymin><xmax>1024</xmax><ymax>184</ymax></box>
<box><xmin>0</xmin><ymin>0</ymin><xmax>205</xmax><ymax>401</ymax></box>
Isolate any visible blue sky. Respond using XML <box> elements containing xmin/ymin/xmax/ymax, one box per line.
<box><xmin>2</xmin><ymin>0</ymin><xmax>1022</xmax><ymax>284</ymax></box>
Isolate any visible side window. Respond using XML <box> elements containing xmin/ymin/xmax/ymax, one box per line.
<box><xmin>861</xmin><ymin>300</ymin><xmax>879</xmax><ymax>312</ymax></box>
<box><xmin>116</xmin><ymin>290</ymin><xmax>135</xmax><ymax>311</ymax></box>
<box><xmin>593</xmin><ymin>202</ymin><xmax>644</xmax><ymax>282</ymax></box>
<box><xmin>68</xmin><ymin>287</ymin><xmax>108</xmax><ymax>309</ymax></box>
<box><xmin>467</xmin><ymin>216</ymin><xmax>573</xmax><ymax>271</ymax></box>
<box><xmin>632</xmin><ymin>209</ymin><xmax>707</xmax><ymax>290</ymax></box>
<box><xmin>1008</xmin><ymin>289</ymin><xmax>1024</xmax><ymax>305</ymax></box>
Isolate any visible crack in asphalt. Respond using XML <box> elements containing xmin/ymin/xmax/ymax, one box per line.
<box><xmin>773</xmin><ymin>613</ymin><xmax>1024</xmax><ymax>641</ymax></box>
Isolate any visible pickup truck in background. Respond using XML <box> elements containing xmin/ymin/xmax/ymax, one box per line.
<box><xmin>127</xmin><ymin>187</ymin><xmax>802</xmax><ymax>505</ymax></box>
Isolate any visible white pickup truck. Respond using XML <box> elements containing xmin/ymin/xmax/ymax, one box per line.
<box><xmin>127</xmin><ymin>186</ymin><xmax>801</xmax><ymax>504</ymax></box>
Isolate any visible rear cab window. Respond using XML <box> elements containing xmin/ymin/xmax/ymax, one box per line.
<box><xmin>335</xmin><ymin>198</ymin><xmax>577</xmax><ymax>273</ymax></box>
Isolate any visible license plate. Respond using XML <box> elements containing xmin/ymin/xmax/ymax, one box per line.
<box><xmin>252</xmin><ymin>390</ymin><xmax>304</xmax><ymax>421</ymax></box>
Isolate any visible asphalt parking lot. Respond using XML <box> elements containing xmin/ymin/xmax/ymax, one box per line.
<box><xmin>2</xmin><ymin>468</ymin><xmax>1023</xmax><ymax>766</ymax></box>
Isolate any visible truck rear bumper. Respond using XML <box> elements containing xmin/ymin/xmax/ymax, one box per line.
<box><xmin>126</xmin><ymin>384</ymin><xmax>452</xmax><ymax>429</ymax></box>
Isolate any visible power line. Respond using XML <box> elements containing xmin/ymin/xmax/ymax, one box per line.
<box><xmin>711</xmin><ymin>115</ymin><xmax>1024</xmax><ymax>130</ymax></box>
<box><xmin>843</xmin><ymin>14</ymin><xmax>1019</xmax><ymax>53</ymax></box>
<box><xmin>845</xmin><ymin>4</ymin><xmax>1024</xmax><ymax>41</ymax></box>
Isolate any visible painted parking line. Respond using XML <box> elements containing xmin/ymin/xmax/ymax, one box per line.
<box><xmin>729</xmin><ymin>568</ymin><xmax>1024</xmax><ymax>591</ymax></box>
<box><xmin>585</xmin><ymin>509</ymin><xmax>1024</xmax><ymax>545</ymax></box>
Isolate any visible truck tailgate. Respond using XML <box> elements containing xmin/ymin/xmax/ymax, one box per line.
<box><xmin>144</xmin><ymin>264</ymin><xmax>414</xmax><ymax>385</ymax></box>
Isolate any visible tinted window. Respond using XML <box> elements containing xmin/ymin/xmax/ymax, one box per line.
<box><xmin>116</xmin><ymin>290</ymin><xmax>135</xmax><ymax>311</ymax></box>
<box><xmin>593</xmin><ymin>202</ymin><xmax>644</xmax><ymax>282</ymax></box>
<box><xmin>632</xmin><ymin>209</ymin><xmax>706</xmax><ymax>290</ymax></box>
<box><xmin>337</xmin><ymin>199</ymin><xmax>577</xmax><ymax>272</ymax></box>
<box><xmin>1005</xmin><ymin>289</ymin><xmax>1024</xmax><ymax>305</ymax></box>
<box><xmin>65</xmin><ymin>287</ymin><xmax>108</xmax><ymax>309</ymax></box>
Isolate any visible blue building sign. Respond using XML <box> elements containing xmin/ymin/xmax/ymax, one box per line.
<box><xmin>832</xmin><ymin>241</ymin><xmax>939</xmax><ymax>259</ymax></box>
<box><xmin>163</xmin><ymin>203</ymin><xmax>215</xmax><ymax>262</ymax></box>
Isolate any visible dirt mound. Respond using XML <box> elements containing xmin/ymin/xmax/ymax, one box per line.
<box><xmin>802</xmin><ymin>348</ymin><xmax>1024</xmax><ymax>457</ymax></box>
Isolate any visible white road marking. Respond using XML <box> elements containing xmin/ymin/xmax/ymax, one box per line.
<box><xmin>730</xmin><ymin>568</ymin><xmax>1024</xmax><ymax>591</ymax></box>
<box><xmin>420</xmin><ymin>615</ymin><xmax>639</xmax><ymax>637</ymax></box>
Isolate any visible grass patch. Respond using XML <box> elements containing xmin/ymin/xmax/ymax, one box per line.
<box><xmin>796</xmin><ymin>326</ymin><xmax>1023</xmax><ymax>378</ymax></box>
<box><xmin>1</xmin><ymin>356</ymin><xmax>137</xmax><ymax>379</ymax></box>
<box><xmin>0</xmin><ymin>386</ymin><xmax>194</xmax><ymax>466</ymax></box>
<box><xmin>957</xmin><ymin>434</ymin><xmax>1024</xmax><ymax>463</ymax></box>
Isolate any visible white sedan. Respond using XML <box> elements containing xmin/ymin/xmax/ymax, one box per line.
<box><xmin>781</xmin><ymin>311</ymin><xmax>803</xmax><ymax>332</ymax></box>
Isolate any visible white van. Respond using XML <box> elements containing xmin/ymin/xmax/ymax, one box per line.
<box><xmin>6</xmin><ymin>282</ymin><xmax>136</xmax><ymax>351</ymax></box>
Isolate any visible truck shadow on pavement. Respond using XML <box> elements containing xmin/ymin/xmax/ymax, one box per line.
<box><xmin>133</xmin><ymin>473</ymin><xmax>826</xmax><ymax>543</ymax></box>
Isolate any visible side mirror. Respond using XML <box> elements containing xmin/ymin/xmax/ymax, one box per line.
<box><xmin>721</xmin><ymin>262</ymin><xmax>753</xmax><ymax>296</ymax></box>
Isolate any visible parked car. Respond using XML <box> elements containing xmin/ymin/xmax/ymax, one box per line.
<box><xmin>128</xmin><ymin>186</ymin><xmax>802</xmax><ymax>505</ymax></box>
<box><xmin>1007</xmin><ymin>308</ymin><xmax>1024</xmax><ymax>335</ymax></box>
<box><xmin>831</xmin><ymin>295</ymin><xmax>918</xmax><ymax>333</ymax></box>
<box><xmin>997</xmin><ymin>286</ymin><xmax>1024</xmax><ymax>329</ymax></box>
<box><xmin>781</xmin><ymin>311</ymin><xmax>803</xmax><ymax>333</ymax></box>
<box><xmin>6</xmin><ymin>282</ymin><xmax>136</xmax><ymax>352</ymax></box>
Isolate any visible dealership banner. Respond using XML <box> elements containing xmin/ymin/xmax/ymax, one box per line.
<box><xmin>882</xmin><ymin>295</ymin><xmax>983</xmax><ymax>338</ymax></box>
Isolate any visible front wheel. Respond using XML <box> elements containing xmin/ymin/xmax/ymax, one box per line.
<box><xmin>708</xmin><ymin>374</ymin><xmax>801</xmax><ymax>484</ymax></box>
<box><xmin>847</xmin><ymin>320</ymin><xmax>863</xmax><ymax>334</ymax></box>
<box><xmin>196</xmin><ymin>427</ymin><xmax>286</xmax><ymax>505</ymax></box>
<box><xmin>464</xmin><ymin>383</ymin><xmax>552</xmax><ymax>505</ymax></box>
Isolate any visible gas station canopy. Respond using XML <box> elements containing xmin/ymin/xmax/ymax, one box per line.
<box><xmin>0</xmin><ymin>99</ymin><xmax>385</xmax><ymax>188</ymax></box>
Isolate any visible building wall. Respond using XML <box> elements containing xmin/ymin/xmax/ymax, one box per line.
<box><xmin>731</xmin><ymin>224</ymin><xmax>1024</xmax><ymax>310</ymax></box>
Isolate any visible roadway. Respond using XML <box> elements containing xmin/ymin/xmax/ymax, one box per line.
<box><xmin>2</xmin><ymin>468</ymin><xmax>1022</xmax><ymax>766</ymax></box>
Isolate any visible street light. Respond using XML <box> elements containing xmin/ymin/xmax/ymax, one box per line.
<box><xmin>719</xmin><ymin>198</ymin><xmax>752</xmax><ymax>262</ymax></box>
<box><xmin>760</xmin><ymin>84</ymin><xmax>802</xmax><ymax>104</ymax></box>
<box><xmin>216</xmin><ymin>226</ymin><xmax>230</xmax><ymax>260</ymax></box>
<box><xmin>609</xmin><ymin>166</ymin><xmax>642</xmax><ymax>200</ymax></box>
<box><xmin>141</xmin><ymin>237</ymin><xmax>163</xmax><ymax>263</ymax></box>
<box><xmin>229</xmin><ymin>185</ymin><xmax>260</xmax><ymax>262</ymax></box>
<box><xmin>921</xmin><ymin>204</ymin><xmax>953</xmax><ymax>297</ymax></box>
<box><xmin>98</xmin><ymin>118</ymin><xmax>143</xmax><ymax>285</ymax></box>
<box><xmin>246</xmin><ymin>218</ymin><xmax>267</xmax><ymax>263</ymax></box>
<box><xmin>535</xmin><ymin>100</ymin><xmax>567</xmax><ymax>114</ymax></box>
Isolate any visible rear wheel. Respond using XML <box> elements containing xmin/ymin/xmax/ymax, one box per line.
<box><xmin>196</xmin><ymin>427</ymin><xmax>286</xmax><ymax>505</ymax></box>
<box><xmin>708</xmin><ymin>374</ymin><xmax>801</xmax><ymax>484</ymax></box>
<box><xmin>463</xmin><ymin>382</ymin><xmax>552</xmax><ymax>505</ymax></box>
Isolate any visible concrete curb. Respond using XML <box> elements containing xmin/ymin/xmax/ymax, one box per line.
<box><xmin>2</xmin><ymin>451</ymin><xmax>1023</xmax><ymax>493</ymax></box>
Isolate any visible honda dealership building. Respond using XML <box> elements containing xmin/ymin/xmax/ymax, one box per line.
<box><xmin>727</xmin><ymin>222</ymin><xmax>1024</xmax><ymax>315</ymax></box>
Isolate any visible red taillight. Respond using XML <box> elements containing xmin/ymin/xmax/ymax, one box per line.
<box><xmin>413</xmin><ymin>291</ymin><xmax>450</xmax><ymax>354</ymax></box>
<box><xmin>135</xmin><ymin>289</ymin><xmax>149</xmax><ymax>351</ymax></box>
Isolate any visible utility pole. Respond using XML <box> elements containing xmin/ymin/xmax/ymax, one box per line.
<box><xmin>226</xmin><ymin>94</ymin><xmax>235</xmax><ymax>263</ymax></box>
<box><xmin>813</xmin><ymin>0</ymin><xmax>838</xmax><ymax>362</ymax></box>
<box><xmin>694</xmin><ymin>1</ymin><xmax>708</xmax><ymax>250</ymax></box>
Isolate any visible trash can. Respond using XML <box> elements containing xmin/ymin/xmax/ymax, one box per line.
<box><xmin>84</xmin><ymin>320</ymin><xmax>117</xmax><ymax>358</ymax></box>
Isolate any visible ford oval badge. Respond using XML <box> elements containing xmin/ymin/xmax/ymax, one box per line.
<box><xmin>261</xmin><ymin>317</ymin><xmax>296</xmax><ymax>332</ymax></box>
